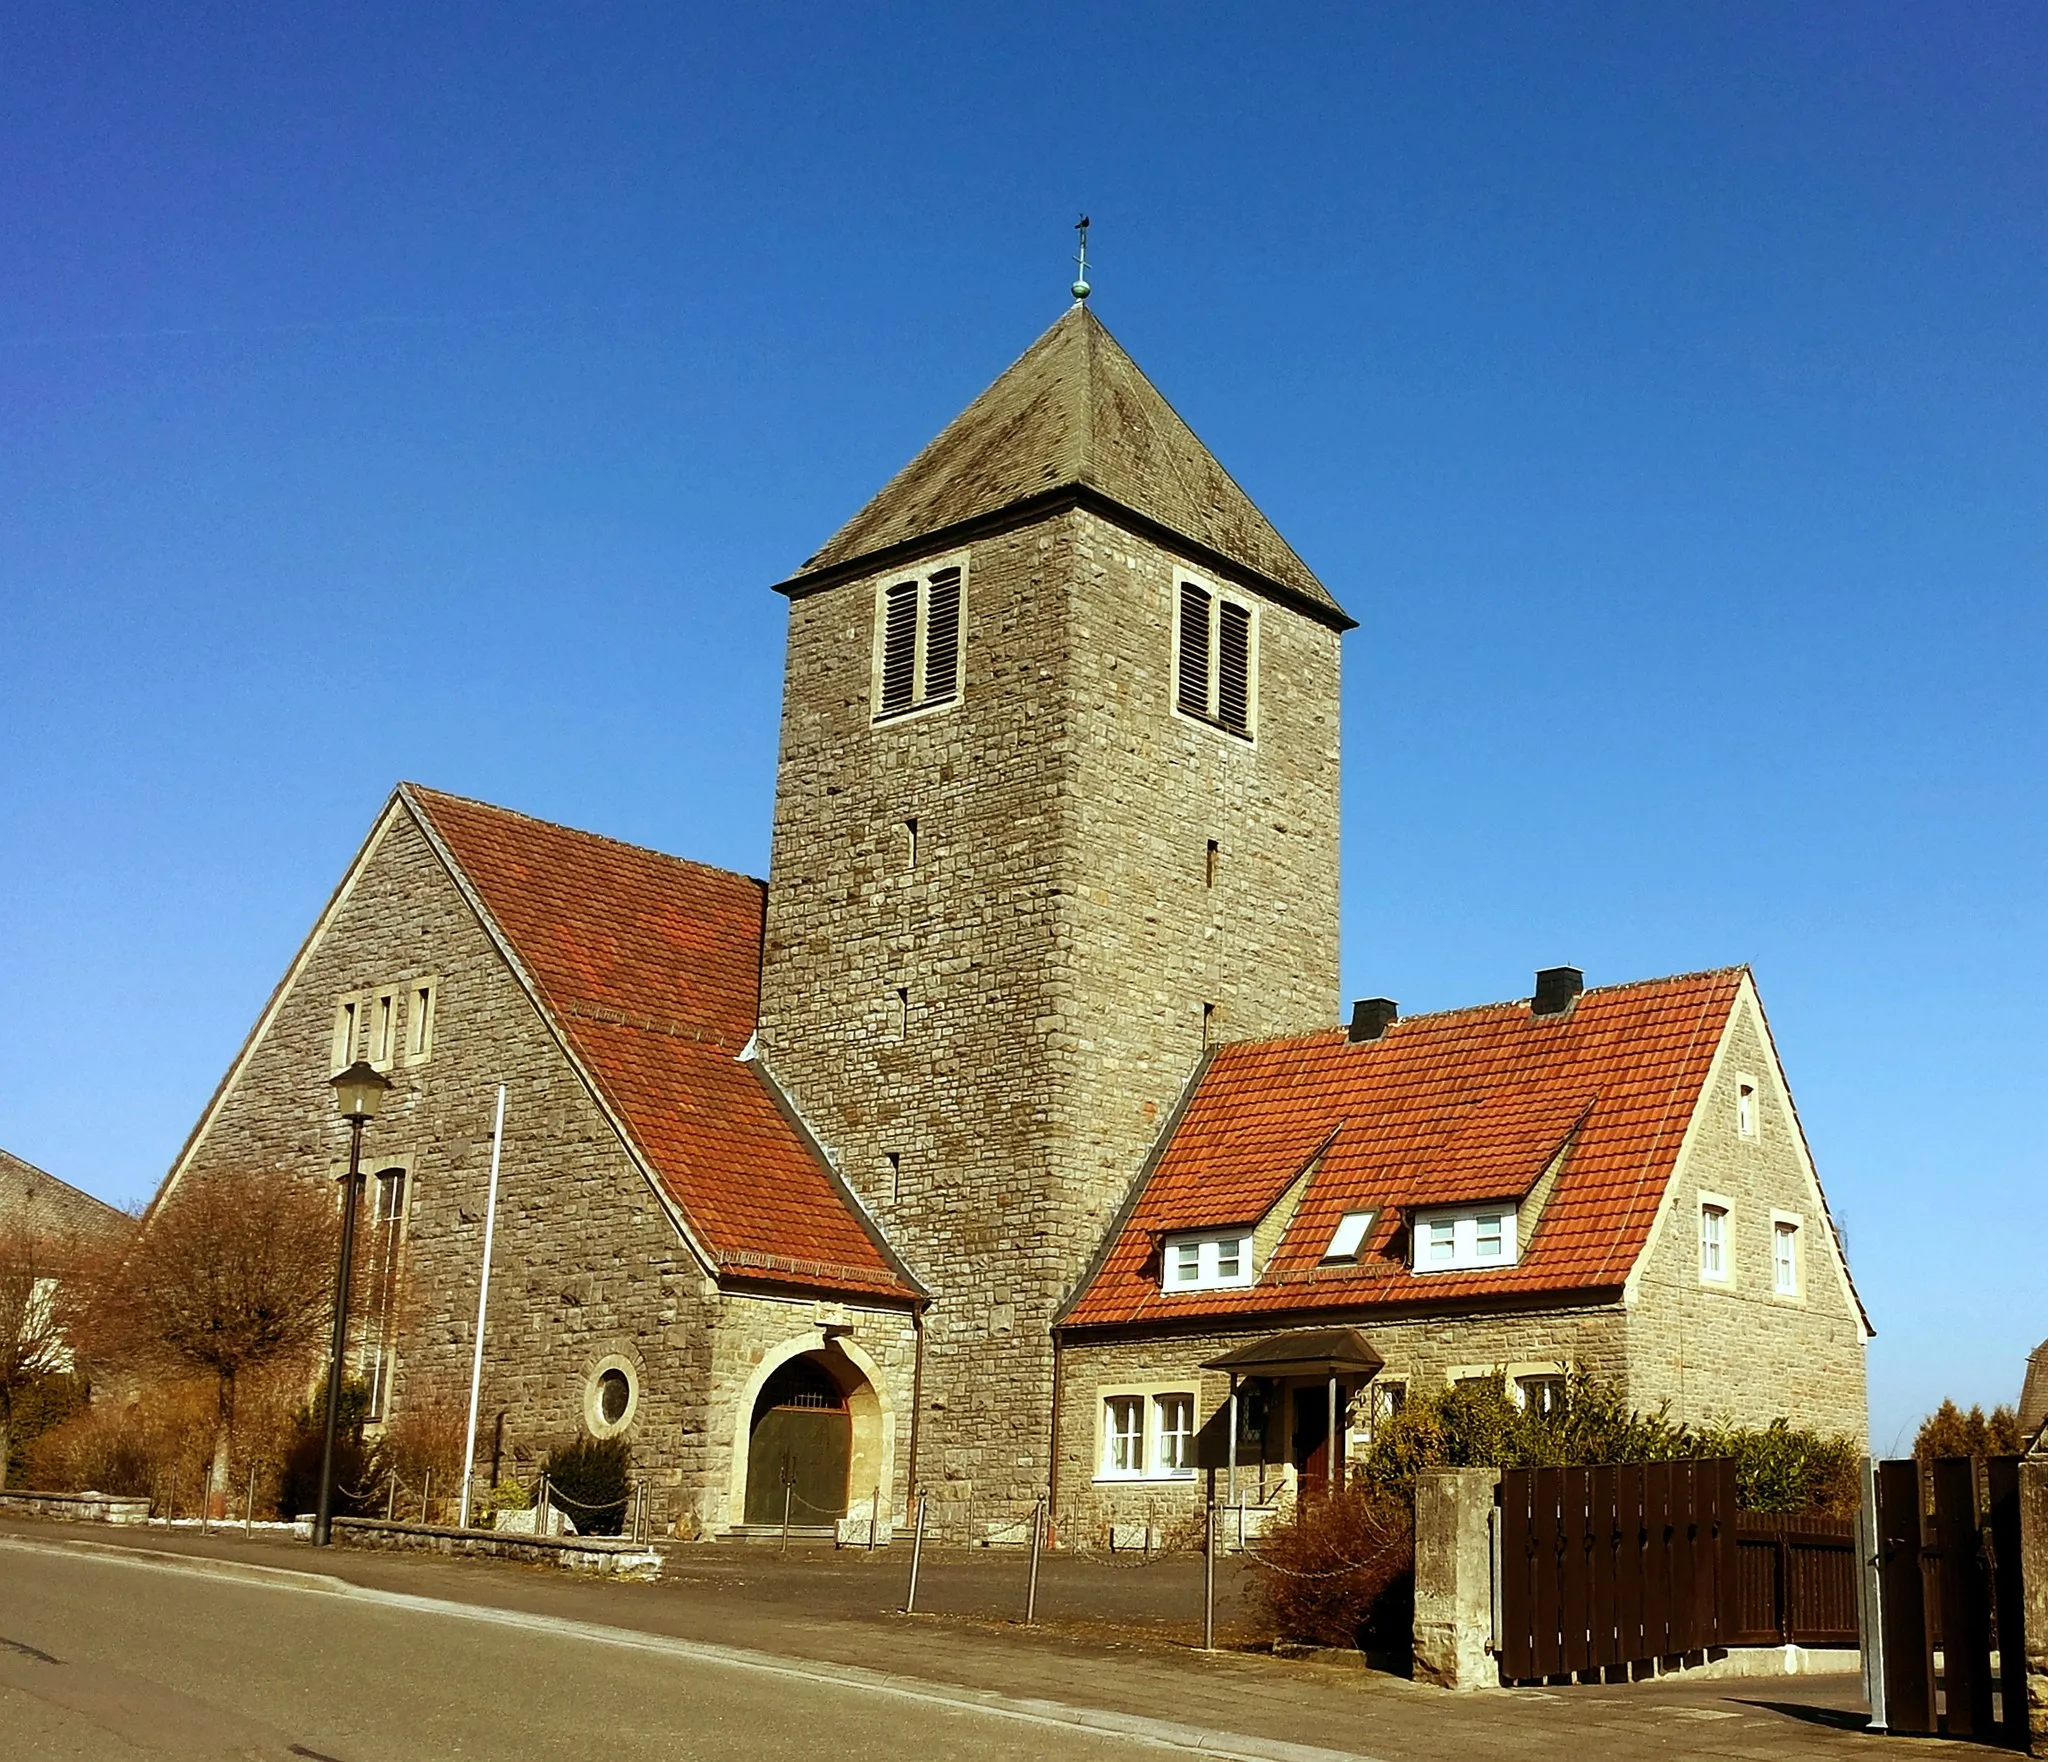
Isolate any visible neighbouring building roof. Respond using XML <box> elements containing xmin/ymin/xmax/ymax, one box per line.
<box><xmin>781</xmin><ymin>305</ymin><xmax>1352</xmax><ymax>629</ymax></box>
<box><xmin>0</xmin><ymin>1147</ymin><xmax>127</xmax><ymax>1245</ymax></box>
<box><xmin>404</xmin><ymin>786</ymin><xmax>920</xmax><ymax>1305</ymax></box>
<box><xmin>2021</xmin><ymin>1339</ymin><xmax>2048</xmax><ymax>1442</ymax></box>
<box><xmin>1061</xmin><ymin>970</ymin><xmax>1747</xmax><ymax>1331</ymax></box>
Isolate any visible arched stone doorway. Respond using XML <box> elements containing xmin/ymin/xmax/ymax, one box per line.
<box><xmin>743</xmin><ymin>1354</ymin><xmax>851</xmax><ymax>1526</ymax></box>
<box><xmin>730</xmin><ymin>1338</ymin><xmax>893</xmax><ymax>1533</ymax></box>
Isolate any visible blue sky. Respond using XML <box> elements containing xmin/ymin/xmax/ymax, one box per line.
<box><xmin>2</xmin><ymin>5</ymin><xmax>2041</xmax><ymax>1451</ymax></box>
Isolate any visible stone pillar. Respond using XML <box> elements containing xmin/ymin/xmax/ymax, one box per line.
<box><xmin>1413</xmin><ymin>1467</ymin><xmax>1501</xmax><ymax>1691</ymax></box>
<box><xmin>2021</xmin><ymin>1458</ymin><xmax>2047</xmax><ymax>1756</ymax></box>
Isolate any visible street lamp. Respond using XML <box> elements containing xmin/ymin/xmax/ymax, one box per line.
<box><xmin>314</xmin><ymin>1059</ymin><xmax>391</xmax><ymax>1546</ymax></box>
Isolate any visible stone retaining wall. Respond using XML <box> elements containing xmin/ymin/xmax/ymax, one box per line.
<box><xmin>331</xmin><ymin>1516</ymin><xmax>663</xmax><ymax>1579</ymax></box>
<box><xmin>0</xmin><ymin>1490</ymin><xmax>151</xmax><ymax>1525</ymax></box>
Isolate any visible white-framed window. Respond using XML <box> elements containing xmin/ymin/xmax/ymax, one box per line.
<box><xmin>1516</xmin><ymin>1372</ymin><xmax>1568</xmax><ymax>1416</ymax></box>
<box><xmin>1156</xmin><ymin>1393</ymin><xmax>1196</xmax><ymax>1473</ymax></box>
<box><xmin>1699</xmin><ymin>1196</ymin><xmax>1731</xmax><ymax>1283</ymax></box>
<box><xmin>872</xmin><ymin>557</ymin><xmax>966</xmax><ymax>723</ymax></box>
<box><xmin>1321</xmin><ymin>1209</ymin><xmax>1376</xmax><ymax>1264</ymax></box>
<box><xmin>1736</xmin><ymin>1074</ymin><xmax>1759</xmax><ymax>1138</ymax></box>
<box><xmin>1103</xmin><ymin>1394</ymin><xmax>1146</xmax><ymax>1475</ymax></box>
<box><xmin>1173</xmin><ymin>575</ymin><xmax>1257</xmax><ymax>740</ymax></box>
<box><xmin>1410</xmin><ymin>1205</ymin><xmax>1520</xmax><ymax>1273</ymax></box>
<box><xmin>1097</xmin><ymin>1387</ymin><xmax>1199</xmax><ymax>1481</ymax></box>
<box><xmin>405</xmin><ymin>978</ymin><xmax>439</xmax><ymax>1066</ymax></box>
<box><xmin>1162</xmin><ymin>1230</ymin><xmax>1255</xmax><ymax>1292</ymax></box>
<box><xmin>1772</xmin><ymin>1212</ymin><xmax>1801</xmax><ymax>1297</ymax></box>
<box><xmin>1364</xmin><ymin>1378</ymin><xmax>1407</xmax><ymax>1434</ymax></box>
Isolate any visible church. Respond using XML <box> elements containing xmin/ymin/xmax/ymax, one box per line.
<box><xmin>148</xmin><ymin>301</ymin><xmax>1870</xmax><ymax>1542</ymax></box>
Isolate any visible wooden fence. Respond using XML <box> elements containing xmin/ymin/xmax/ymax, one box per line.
<box><xmin>1496</xmin><ymin>1459</ymin><xmax>1739</xmax><ymax>1681</ymax></box>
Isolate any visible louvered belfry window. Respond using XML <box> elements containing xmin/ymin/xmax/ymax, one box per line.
<box><xmin>875</xmin><ymin>563</ymin><xmax>965</xmax><ymax>721</ymax></box>
<box><xmin>1175</xmin><ymin>579</ymin><xmax>1255</xmax><ymax>738</ymax></box>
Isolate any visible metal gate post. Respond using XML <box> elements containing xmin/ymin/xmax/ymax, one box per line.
<box><xmin>1025</xmin><ymin>1495</ymin><xmax>1045</xmax><ymax>1623</ymax></box>
<box><xmin>1203</xmin><ymin>1488</ymin><xmax>1217</xmax><ymax>1652</ymax></box>
<box><xmin>1855</xmin><ymin>1456</ymin><xmax>1888</xmax><ymax>1732</ymax></box>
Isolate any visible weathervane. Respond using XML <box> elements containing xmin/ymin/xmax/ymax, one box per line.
<box><xmin>1072</xmin><ymin>215</ymin><xmax>1092</xmax><ymax>304</ymax></box>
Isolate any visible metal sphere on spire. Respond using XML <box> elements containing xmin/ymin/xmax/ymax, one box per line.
<box><xmin>1071</xmin><ymin>214</ymin><xmax>1092</xmax><ymax>303</ymax></box>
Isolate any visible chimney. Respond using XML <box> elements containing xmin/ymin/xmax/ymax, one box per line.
<box><xmin>1532</xmin><ymin>967</ymin><xmax>1584</xmax><ymax>1017</ymax></box>
<box><xmin>1347</xmin><ymin>998</ymin><xmax>1398</xmax><ymax>1043</ymax></box>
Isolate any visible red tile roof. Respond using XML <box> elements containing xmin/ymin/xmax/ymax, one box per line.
<box><xmin>1060</xmin><ymin>970</ymin><xmax>1744</xmax><ymax>1331</ymax></box>
<box><xmin>405</xmin><ymin>786</ymin><xmax>916</xmax><ymax>1303</ymax></box>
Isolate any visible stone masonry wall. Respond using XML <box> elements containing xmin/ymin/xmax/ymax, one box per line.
<box><xmin>164</xmin><ymin>803</ymin><xmax>915</xmax><ymax>1533</ymax></box>
<box><xmin>1054</xmin><ymin>1305</ymin><xmax>1628</xmax><ymax>1544</ymax></box>
<box><xmin>756</xmin><ymin>506</ymin><xmax>1343</xmax><ymax>1532</ymax></box>
<box><xmin>1622</xmin><ymin>984</ymin><xmax>1869</xmax><ymax>1443</ymax></box>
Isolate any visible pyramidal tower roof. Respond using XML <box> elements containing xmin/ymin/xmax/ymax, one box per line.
<box><xmin>781</xmin><ymin>306</ymin><xmax>1351</xmax><ymax>628</ymax></box>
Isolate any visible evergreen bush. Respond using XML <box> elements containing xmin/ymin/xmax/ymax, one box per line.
<box><xmin>544</xmin><ymin>1435</ymin><xmax>631</xmax><ymax>1535</ymax></box>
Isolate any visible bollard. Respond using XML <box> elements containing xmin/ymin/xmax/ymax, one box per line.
<box><xmin>202</xmin><ymin>1469</ymin><xmax>213</xmax><ymax>1536</ymax></box>
<box><xmin>1203</xmin><ymin>1491</ymin><xmax>1217</xmax><ymax>1652</ymax></box>
<box><xmin>387</xmin><ymin>1473</ymin><xmax>397</xmax><ymax>1522</ymax></box>
<box><xmin>422</xmin><ymin>1470</ymin><xmax>432</xmax><ymax>1527</ymax></box>
<box><xmin>245</xmin><ymin>1466</ymin><xmax>257</xmax><ymax>1538</ymax></box>
<box><xmin>904</xmin><ymin>1491</ymin><xmax>928</xmax><ymax>1613</ymax></box>
<box><xmin>1025</xmin><ymin>1495</ymin><xmax>1045</xmax><ymax>1624</ymax></box>
<box><xmin>868</xmin><ymin>1489</ymin><xmax>879</xmax><ymax>1552</ymax></box>
<box><xmin>781</xmin><ymin>1481</ymin><xmax>793</xmax><ymax>1554</ymax></box>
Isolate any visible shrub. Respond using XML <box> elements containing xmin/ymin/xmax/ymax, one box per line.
<box><xmin>1248</xmin><ymin>1487</ymin><xmax>1414</xmax><ymax>1652</ymax></box>
<box><xmin>24</xmin><ymin>1379</ymin><xmax>217</xmax><ymax>1502</ymax></box>
<box><xmin>5</xmin><ymin>1373</ymin><xmax>90</xmax><ymax>1486</ymax></box>
<box><xmin>277</xmin><ymin>1379</ymin><xmax>375</xmax><ymax>1521</ymax></box>
<box><xmin>544</xmin><ymin>1435</ymin><xmax>631</xmax><ymax>1536</ymax></box>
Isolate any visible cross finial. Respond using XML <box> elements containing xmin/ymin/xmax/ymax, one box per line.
<box><xmin>1071</xmin><ymin>215</ymin><xmax>1092</xmax><ymax>304</ymax></box>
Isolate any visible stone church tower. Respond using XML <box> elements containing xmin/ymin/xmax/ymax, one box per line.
<box><xmin>756</xmin><ymin>305</ymin><xmax>1352</xmax><ymax>1527</ymax></box>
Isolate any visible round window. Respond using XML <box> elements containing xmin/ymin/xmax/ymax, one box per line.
<box><xmin>597</xmin><ymin>1367</ymin><xmax>631</xmax><ymax>1427</ymax></box>
<box><xmin>584</xmin><ymin>1355</ymin><xmax>639</xmax><ymax>1437</ymax></box>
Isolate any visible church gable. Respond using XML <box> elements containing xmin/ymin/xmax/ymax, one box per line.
<box><xmin>404</xmin><ymin>787</ymin><xmax>918</xmax><ymax>1303</ymax></box>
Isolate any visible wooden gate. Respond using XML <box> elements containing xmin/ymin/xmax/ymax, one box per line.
<box><xmin>1731</xmin><ymin>1510</ymin><xmax>1859</xmax><ymax>1645</ymax></box>
<box><xmin>1871</xmin><ymin>1455</ymin><xmax>2029</xmax><ymax>1746</ymax></box>
<box><xmin>1496</xmin><ymin>1460</ymin><xmax>1739</xmax><ymax>1681</ymax></box>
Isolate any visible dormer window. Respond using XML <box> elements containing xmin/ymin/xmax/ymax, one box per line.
<box><xmin>1411</xmin><ymin>1205</ymin><xmax>1520</xmax><ymax>1273</ymax></box>
<box><xmin>873</xmin><ymin>560</ymin><xmax>966</xmax><ymax>722</ymax></box>
<box><xmin>1321</xmin><ymin>1210</ymin><xmax>1376</xmax><ymax>1264</ymax></box>
<box><xmin>1174</xmin><ymin>578</ymin><xmax>1255</xmax><ymax>739</ymax></box>
<box><xmin>1162</xmin><ymin>1229</ymin><xmax>1255</xmax><ymax>1292</ymax></box>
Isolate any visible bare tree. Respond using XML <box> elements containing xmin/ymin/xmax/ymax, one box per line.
<box><xmin>0</xmin><ymin>1220</ymin><xmax>105</xmax><ymax>1494</ymax></box>
<box><xmin>119</xmin><ymin>1168</ymin><xmax>338</xmax><ymax>1511</ymax></box>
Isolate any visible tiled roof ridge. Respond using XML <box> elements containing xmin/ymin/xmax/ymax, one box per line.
<box><xmin>402</xmin><ymin>783</ymin><xmax>765</xmax><ymax>892</ymax></box>
<box><xmin>1214</xmin><ymin>966</ymin><xmax>1750</xmax><ymax>1056</ymax></box>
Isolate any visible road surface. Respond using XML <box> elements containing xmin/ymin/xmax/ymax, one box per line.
<box><xmin>0</xmin><ymin>1536</ymin><xmax>1353</xmax><ymax>1761</ymax></box>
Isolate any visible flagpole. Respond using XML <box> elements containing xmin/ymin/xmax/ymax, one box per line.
<box><xmin>457</xmin><ymin>1085</ymin><xmax>506</xmax><ymax>1530</ymax></box>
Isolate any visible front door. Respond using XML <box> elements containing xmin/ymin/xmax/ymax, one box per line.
<box><xmin>743</xmin><ymin>1356</ymin><xmax>852</xmax><ymax>1526</ymax></box>
<box><xmin>1291</xmin><ymin>1383</ymin><xmax>1331</xmax><ymax>1497</ymax></box>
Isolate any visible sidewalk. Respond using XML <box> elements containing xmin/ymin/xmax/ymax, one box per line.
<box><xmin>0</xmin><ymin>1513</ymin><xmax>1916</xmax><ymax>1762</ymax></box>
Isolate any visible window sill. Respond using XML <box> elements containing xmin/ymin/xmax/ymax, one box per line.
<box><xmin>1172</xmin><ymin>703</ymin><xmax>1254</xmax><ymax>744</ymax></box>
<box><xmin>1410</xmin><ymin>1261</ymin><xmax>1519</xmax><ymax>1276</ymax></box>
<box><xmin>871</xmin><ymin>694</ymin><xmax>959</xmax><ymax>728</ymax></box>
<box><xmin>1094</xmin><ymin>1471</ymin><xmax>1199</xmax><ymax>1485</ymax></box>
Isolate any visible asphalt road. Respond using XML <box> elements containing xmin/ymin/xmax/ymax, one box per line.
<box><xmin>0</xmin><ymin>1538</ymin><xmax>1351</xmax><ymax>1762</ymax></box>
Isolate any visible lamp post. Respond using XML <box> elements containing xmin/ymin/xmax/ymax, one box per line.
<box><xmin>315</xmin><ymin>1060</ymin><xmax>391</xmax><ymax>1546</ymax></box>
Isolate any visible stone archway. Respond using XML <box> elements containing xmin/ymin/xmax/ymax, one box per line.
<box><xmin>725</xmin><ymin>1333</ymin><xmax>894</xmax><ymax>1534</ymax></box>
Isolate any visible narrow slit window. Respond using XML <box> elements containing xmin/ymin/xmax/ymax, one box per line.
<box><xmin>1737</xmin><ymin>1077</ymin><xmax>1758</xmax><ymax>1137</ymax></box>
<box><xmin>1201</xmin><ymin>1001</ymin><xmax>1215</xmax><ymax>1046</ymax></box>
<box><xmin>886</xmin><ymin>1153</ymin><xmax>901</xmax><ymax>1202</ymax></box>
<box><xmin>892</xmin><ymin>987</ymin><xmax>908</xmax><ymax>1040</ymax></box>
<box><xmin>1205</xmin><ymin>839</ymin><xmax>1219</xmax><ymax>887</ymax></box>
<box><xmin>370</xmin><ymin>989</ymin><xmax>398</xmax><ymax>1068</ymax></box>
<box><xmin>904</xmin><ymin>817</ymin><xmax>919</xmax><ymax>870</ymax></box>
<box><xmin>332</xmin><ymin>998</ymin><xmax>360</xmax><ymax>1072</ymax></box>
<box><xmin>406</xmin><ymin>981</ymin><xmax>438</xmax><ymax>1065</ymax></box>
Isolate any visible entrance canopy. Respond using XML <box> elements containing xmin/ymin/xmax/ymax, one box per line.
<box><xmin>1202</xmin><ymin>1327</ymin><xmax>1383</xmax><ymax>1380</ymax></box>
